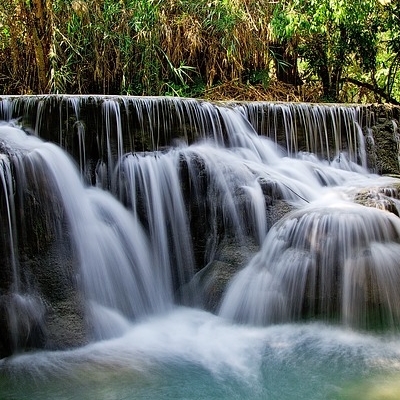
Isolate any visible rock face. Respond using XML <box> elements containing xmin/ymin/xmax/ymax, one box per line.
<box><xmin>181</xmin><ymin>196</ymin><xmax>294</xmax><ymax>313</ymax></box>
<box><xmin>0</xmin><ymin>237</ymin><xmax>89</xmax><ymax>359</ymax></box>
<box><xmin>354</xmin><ymin>186</ymin><xmax>400</xmax><ymax>216</ymax></box>
<box><xmin>185</xmin><ymin>236</ymin><xmax>260</xmax><ymax>313</ymax></box>
<box><xmin>370</xmin><ymin>120</ymin><xmax>399</xmax><ymax>174</ymax></box>
<box><xmin>365</xmin><ymin>104</ymin><xmax>400</xmax><ymax>174</ymax></box>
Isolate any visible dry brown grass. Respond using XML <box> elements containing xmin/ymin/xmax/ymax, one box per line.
<box><xmin>203</xmin><ymin>79</ymin><xmax>324</xmax><ymax>103</ymax></box>
<box><xmin>159</xmin><ymin>0</ymin><xmax>276</xmax><ymax>88</ymax></box>
<box><xmin>0</xmin><ymin>0</ymin><xmax>328</xmax><ymax>99</ymax></box>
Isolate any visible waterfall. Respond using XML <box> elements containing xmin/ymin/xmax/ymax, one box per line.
<box><xmin>0</xmin><ymin>96</ymin><xmax>400</xmax><ymax>359</ymax></box>
<box><xmin>115</xmin><ymin>150</ymin><xmax>195</xmax><ymax>298</ymax></box>
<box><xmin>0</xmin><ymin>96</ymin><xmax>371</xmax><ymax>169</ymax></box>
<box><xmin>219</xmin><ymin>201</ymin><xmax>400</xmax><ymax>329</ymax></box>
<box><xmin>0</xmin><ymin>151</ymin><xmax>18</xmax><ymax>286</ymax></box>
<box><xmin>0</xmin><ymin>124</ymin><xmax>174</xmax><ymax>347</ymax></box>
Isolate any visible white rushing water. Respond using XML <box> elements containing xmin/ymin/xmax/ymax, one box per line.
<box><xmin>219</xmin><ymin>202</ymin><xmax>400</xmax><ymax>327</ymax></box>
<box><xmin>1</xmin><ymin>98</ymin><xmax>400</xmax><ymax>398</ymax></box>
<box><xmin>2</xmin><ymin>308</ymin><xmax>400</xmax><ymax>399</ymax></box>
<box><xmin>0</xmin><ymin>123</ymin><xmax>173</xmax><ymax>341</ymax></box>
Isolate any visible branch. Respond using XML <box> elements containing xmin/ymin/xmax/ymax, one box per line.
<box><xmin>340</xmin><ymin>77</ymin><xmax>400</xmax><ymax>105</ymax></box>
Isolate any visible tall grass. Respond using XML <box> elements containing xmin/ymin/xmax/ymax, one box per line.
<box><xmin>0</xmin><ymin>0</ymin><xmax>276</xmax><ymax>96</ymax></box>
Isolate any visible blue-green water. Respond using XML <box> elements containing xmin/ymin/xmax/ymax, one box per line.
<box><xmin>1</xmin><ymin>308</ymin><xmax>400</xmax><ymax>400</ymax></box>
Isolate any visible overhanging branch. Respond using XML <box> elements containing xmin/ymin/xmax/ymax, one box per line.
<box><xmin>340</xmin><ymin>77</ymin><xmax>400</xmax><ymax>105</ymax></box>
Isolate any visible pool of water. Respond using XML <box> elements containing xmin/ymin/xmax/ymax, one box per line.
<box><xmin>1</xmin><ymin>308</ymin><xmax>400</xmax><ymax>399</ymax></box>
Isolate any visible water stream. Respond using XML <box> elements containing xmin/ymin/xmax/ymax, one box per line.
<box><xmin>0</xmin><ymin>97</ymin><xmax>400</xmax><ymax>399</ymax></box>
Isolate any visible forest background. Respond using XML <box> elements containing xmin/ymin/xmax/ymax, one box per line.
<box><xmin>0</xmin><ymin>0</ymin><xmax>399</xmax><ymax>104</ymax></box>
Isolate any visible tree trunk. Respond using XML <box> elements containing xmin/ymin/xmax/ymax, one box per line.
<box><xmin>271</xmin><ymin>43</ymin><xmax>303</xmax><ymax>86</ymax></box>
<box><xmin>319</xmin><ymin>66</ymin><xmax>338</xmax><ymax>102</ymax></box>
<box><xmin>20</xmin><ymin>0</ymin><xmax>53</xmax><ymax>93</ymax></box>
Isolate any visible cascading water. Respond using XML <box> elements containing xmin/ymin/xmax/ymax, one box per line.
<box><xmin>0</xmin><ymin>123</ymin><xmax>174</xmax><ymax>345</ymax></box>
<box><xmin>1</xmin><ymin>96</ymin><xmax>400</xmax><ymax>399</ymax></box>
<box><xmin>115</xmin><ymin>150</ymin><xmax>196</xmax><ymax>299</ymax></box>
<box><xmin>219</xmin><ymin>201</ymin><xmax>400</xmax><ymax>328</ymax></box>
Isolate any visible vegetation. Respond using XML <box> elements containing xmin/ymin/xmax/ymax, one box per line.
<box><xmin>0</xmin><ymin>0</ymin><xmax>399</xmax><ymax>103</ymax></box>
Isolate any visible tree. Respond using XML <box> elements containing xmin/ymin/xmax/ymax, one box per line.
<box><xmin>382</xmin><ymin>0</ymin><xmax>400</xmax><ymax>100</ymax></box>
<box><xmin>20</xmin><ymin>0</ymin><xmax>53</xmax><ymax>92</ymax></box>
<box><xmin>0</xmin><ymin>0</ymin><xmax>55</xmax><ymax>93</ymax></box>
<box><xmin>270</xmin><ymin>0</ymin><xmax>382</xmax><ymax>101</ymax></box>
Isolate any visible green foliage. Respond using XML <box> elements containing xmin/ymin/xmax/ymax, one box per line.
<box><xmin>246</xmin><ymin>69</ymin><xmax>270</xmax><ymax>88</ymax></box>
<box><xmin>381</xmin><ymin>0</ymin><xmax>400</xmax><ymax>99</ymax></box>
<box><xmin>270</xmin><ymin>0</ymin><xmax>382</xmax><ymax>100</ymax></box>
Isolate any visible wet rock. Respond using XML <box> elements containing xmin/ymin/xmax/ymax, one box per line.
<box><xmin>370</xmin><ymin>121</ymin><xmax>399</xmax><ymax>174</ymax></box>
<box><xmin>26</xmin><ymin>243</ymin><xmax>90</xmax><ymax>351</ymax></box>
<box><xmin>353</xmin><ymin>185</ymin><xmax>400</xmax><ymax>217</ymax></box>
<box><xmin>181</xmin><ymin>194</ymin><xmax>294</xmax><ymax>312</ymax></box>
<box><xmin>186</xmin><ymin>236</ymin><xmax>259</xmax><ymax>313</ymax></box>
<box><xmin>0</xmin><ymin>243</ymin><xmax>89</xmax><ymax>359</ymax></box>
<box><xmin>266</xmin><ymin>199</ymin><xmax>295</xmax><ymax>228</ymax></box>
<box><xmin>365</xmin><ymin>104</ymin><xmax>400</xmax><ymax>174</ymax></box>
<box><xmin>0</xmin><ymin>293</ymin><xmax>46</xmax><ymax>358</ymax></box>
<box><xmin>45</xmin><ymin>295</ymin><xmax>88</xmax><ymax>350</ymax></box>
